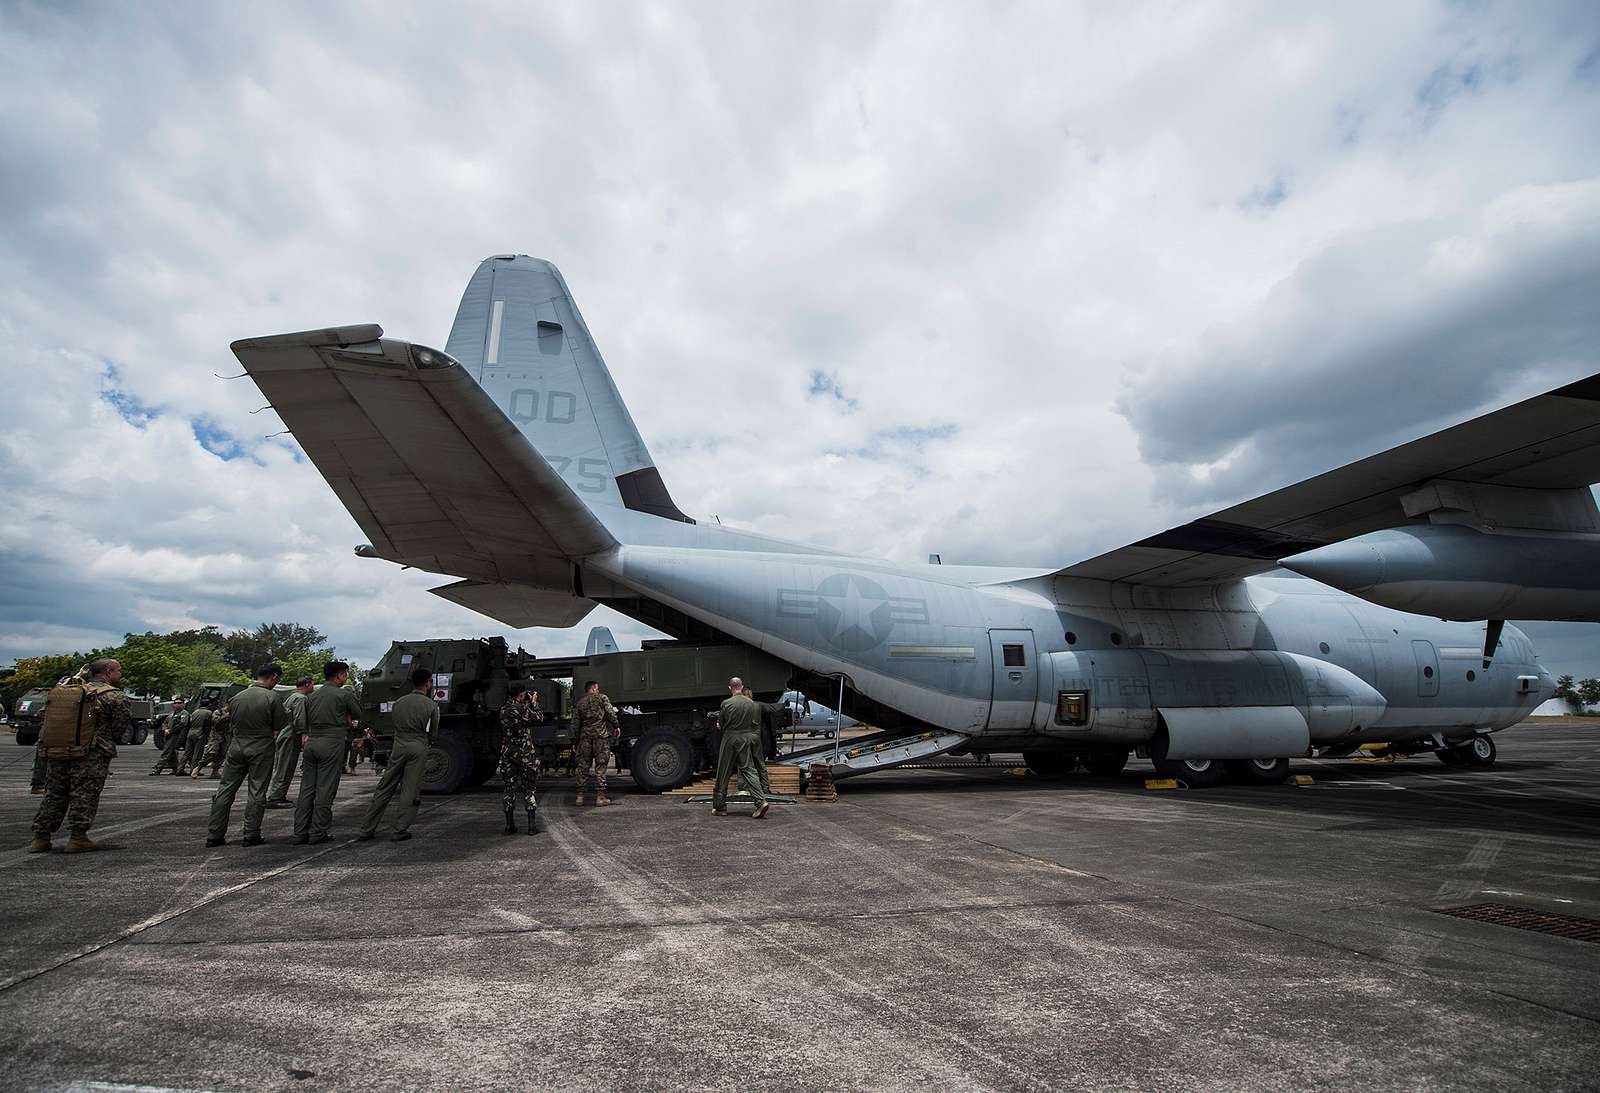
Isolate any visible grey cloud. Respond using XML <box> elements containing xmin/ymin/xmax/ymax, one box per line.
<box><xmin>1120</xmin><ymin>180</ymin><xmax>1600</xmax><ymax>508</ymax></box>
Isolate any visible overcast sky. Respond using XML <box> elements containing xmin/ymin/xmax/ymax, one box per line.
<box><xmin>3</xmin><ymin>1</ymin><xmax>1600</xmax><ymax>677</ymax></box>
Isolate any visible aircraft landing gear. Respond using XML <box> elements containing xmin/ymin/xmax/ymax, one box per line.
<box><xmin>1463</xmin><ymin>735</ymin><xmax>1497</xmax><ymax>768</ymax></box>
<box><xmin>1225</xmin><ymin>757</ymin><xmax>1292</xmax><ymax>784</ymax></box>
<box><xmin>1436</xmin><ymin>736</ymin><xmax>1496</xmax><ymax>768</ymax></box>
<box><xmin>1081</xmin><ymin>750</ymin><xmax>1129</xmax><ymax>777</ymax></box>
<box><xmin>1150</xmin><ymin>755</ymin><xmax>1226</xmax><ymax>787</ymax></box>
<box><xmin>1023</xmin><ymin>750</ymin><xmax>1079</xmax><ymax>779</ymax></box>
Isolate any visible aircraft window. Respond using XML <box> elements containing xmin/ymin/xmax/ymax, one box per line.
<box><xmin>1064</xmin><ymin>631</ymin><xmax>1077</xmax><ymax>645</ymax></box>
<box><xmin>1318</xmin><ymin>642</ymin><xmax>1330</xmax><ymax>654</ymax></box>
<box><xmin>1467</xmin><ymin>670</ymin><xmax>1477</xmax><ymax>681</ymax></box>
<box><xmin>1423</xmin><ymin>666</ymin><xmax>1434</xmax><ymax>679</ymax></box>
<box><xmin>1110</xmin><ymin>633</ymin><xmax>1123</xmax><ymax>646</ymax></box>
<box><xmin>1002</xmin><ymin>644</ymin><xmax>1026</xmax><ymax>667</ymax></box>
<box><xmin>1055</xmin><ymin>691</ymin><xmax>1089</xmax><ymax>726</ymax></box>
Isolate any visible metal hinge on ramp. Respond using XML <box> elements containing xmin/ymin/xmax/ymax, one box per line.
<box><xmin>778</xmin><ymin>730</ymin><xmax>970</xmax><ymax>780</ymax></box>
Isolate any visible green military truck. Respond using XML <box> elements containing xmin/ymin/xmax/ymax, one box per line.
<box><xmin>360</xmin><ymin>635</ymin><xmax>794</xmax><ymax>794</ymax></box>
<box><xmin>12</xmin><ymin>687</ymin><xmax>154</xmax><ymax>746</ymax></box>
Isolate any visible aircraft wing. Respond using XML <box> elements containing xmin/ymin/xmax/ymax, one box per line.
<box><xmin>427</xmin><ymin>580</ymin><xmax>597</xmax><ymax>630</ymax></box>
<box><xmin>231</xmin><ymin>325</ymin><xmax>616</xmax><ymax>585</ymax></box>
<box><xmin>1052</xmin><ymin>372</ymin><xmax>1600</xmax><ymax>587</ymax></box>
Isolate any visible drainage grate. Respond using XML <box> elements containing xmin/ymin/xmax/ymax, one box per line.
<box><xmin>1436</xmin><ymin>902</ymin><xmax>1600</xmax><ymax>943</ymax></box>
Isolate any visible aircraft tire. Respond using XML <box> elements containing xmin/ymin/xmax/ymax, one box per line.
<box><xmin>1151</xmin><ymin>756</ymin><xmax>1226</xmax><ymax>787</ymax></box>
<box><xmin>1462</xmin><ymin>735</ymin><xmax>1497</xmax><ymax>768</ymax></box>
<box><xmin>631</xmin><ymin>728</ymin><xmax>696</xmax><ymax>793</ymax></box>
<box><xmin>1225</xmin><ymin>757</ymin><xmax>1291</xmax><ymax>784</ymax></box>
<box><xmin>421</xmin><ymin>731</ymin><xmax>472</xmax><ymax>794</ymax></box>
<box><xmin>1082</xmin><ymin>750</ymin><xmax>1129</xmax><ymax>777</ymax></box>
<box><xmin>1022</xmin><ymin>749</ymin><xmax>1079</xmax><ymax>779</ymax></box>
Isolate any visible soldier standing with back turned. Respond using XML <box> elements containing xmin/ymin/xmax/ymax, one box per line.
<box><xmin>498</xmin><ymin>684</ymin><xmax>543</xmax><ymax>834</ymax></box>
<box><xmin>182</xmin><ymin>701</ymin><xmax>214</xmax><ymax>774</ymax></box>
<box><xmin>357</xmin><ymin>667</ymin><xmax>438</xmax><ymax>842</ymax></box>
<box><xmin>267</xmin><ymin>676</ymin><xmax>313</xmax><ymax>808</ymax></box>
<box><xmin>205</xmin><ymin>664</ymin><xmax>289</xmax><ymax>847</ymax></box>
<box><xmin>294</xmin><ymin>661</ymin><xmax>362</xmax><ymax>844</ymax></box>
<box><xmin>572</xmin><ymin>680</ymin><xmax>619</xmax><ymax>806</ymax></box>
<box><xmin>711</xmin><ymin>676</ymin><xmax>770</xmax><ymax>819</ymax></box>
<box><xmin>28</xmin><ymin>659</ymin><xmax>130</xmax><ymax>853</ymax></box>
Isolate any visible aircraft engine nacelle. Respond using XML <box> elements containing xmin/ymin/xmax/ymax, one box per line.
<box><xmin>1040</xmin><ymin>648</ymin><xmax>1388</xmax><ymax>756</ymax></box>
<box><xmin>1280</xmin><ymin>524</ymin><xmax>1600</xmax><ymax>622</ymax></box>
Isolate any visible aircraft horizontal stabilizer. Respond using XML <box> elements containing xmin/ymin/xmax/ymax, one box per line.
<box><xmin>1052</xmin><ymin>370</ymin><xmax>1600</xmax><ymax>588</ymax></box>
<box><xmin>232</xmin><ymin>325</ymin><xmax>617</xmax><ymax>582</ymax></box>
<box><xmin>429</xmin><ymin>579</ymin><xmax>597</xmax><ymax>630</ymax></box>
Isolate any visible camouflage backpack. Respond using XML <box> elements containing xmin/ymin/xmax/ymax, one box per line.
<box><xmin>37</xmin><ymin>680</ymin><xmax>114</xmax><ymax>759</ymax></box>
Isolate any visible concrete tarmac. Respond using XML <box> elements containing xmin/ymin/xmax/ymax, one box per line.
<box><xmin>0</xmin><ymin>723</ymin><xmax>1597</xmax><ymax>1092</ymax></box>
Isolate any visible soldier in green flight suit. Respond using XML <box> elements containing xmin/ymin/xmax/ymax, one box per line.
<box><xmin>148</xmin><ymin>697</ymin><xmax>190</xmax><ymax>775</ymax></box>
<box><xmin>293</xmin><ymin>661</ymin><xmax>364</xmax><ymax>844</ymax></box>
<box><xmin>711</xmin><ymin>677</ymin><xmax>769</xmax><ymax>818</ymax></box>
<box><xmin>357</xmin><ymin>667</ymin><xmax>438</xmax><ymax>842</ymax></box>
<box><xmin>182</xmin><ymin>702</ymin><xmax>213</xmax><ymax>774</ymax></box>
<box><xmin>205</xmin><ymin>664</ymin><xmax>290</xmax><ymax>847</ymax></box>
<box><xmin>266</xmin><ymin>676</ymin><xmax>313</xmax><ymax>808</ymax></box>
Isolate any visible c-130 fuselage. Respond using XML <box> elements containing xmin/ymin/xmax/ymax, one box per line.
<box><xmin>573</xmin><ymin>530</ymin><xmax>1549</xmax><ymax>779</ymax></box>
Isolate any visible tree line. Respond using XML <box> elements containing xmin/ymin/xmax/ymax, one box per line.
<box><xmin>2</xmin><ymin>622</ymin><xmax>361</xmax><ymax>708</ymax></box>
<box><xmin>1552</xmin><ymin>675</ymin><xmax>1600</xmax><ymax>714</ymax></box>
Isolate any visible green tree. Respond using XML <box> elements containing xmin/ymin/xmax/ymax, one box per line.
<box><xmin>111</xmin><ymin>634</ymin><xmax>184</xmax><ymax>697</ymax></box>
<box><xmin>1554</xmin><ymin>675</ymin><xmax>1580</xmax><ymax>712</ymax></box>
<box><xmin>1579</xmin><ymin>678</ymin><xmax>1600</xmax><ymax>711</ymax></box>
<box><xmin>221</xmin><ymin>622</ymin><xmax>329</xmax><ymax>672</ymax></box>
<box><xmin>173</xmin><ymin>642</ymin><xmax>248</xmax><ymax>696</ymax></box>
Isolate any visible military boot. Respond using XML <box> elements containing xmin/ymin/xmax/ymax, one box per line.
<box><xmin>26</xmin><ymin>835</ymin><xmax>50</xmax><ymax>853</ymax></box>
<box><xmin>526</xmin><ymin>808</ymin><xmax>539</xmax><ymax>835</ymax></box>
<box><xmin>574</xmin><ymin>792</ymin><xmax>588</xmax><ymax>807</ymax></box>
<box><xmin>64</xmin><ymin>834</ymin><xmax>98</xmax><ymax>854</ymax></box>
<box><xmin>503</xmin><ymin>806</ymin><xmax>516</xmax><ymax>835</ymax></box>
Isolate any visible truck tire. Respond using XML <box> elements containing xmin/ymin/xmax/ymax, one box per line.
<box><xmin>421</xmin><ymin>732</ymin><xmax>473</xmax><ymax>794</ymax></box>
<box><xmin>133</xmin><ymin>724</ymin><xmax>150</xmax><ymax>746</ymax></box>
<box><xmin>1023</xmin><ymin>750</ymin><xmax>1078</xmax><ymax>779</ymax></box>
<box><xmin>154</xmin><ymin>726</ymin><xmax>170</xmax><ymax>750</ymax></box>
<box><xmin>631</xmin><ymin>728</ymin><xmax>695</xmax><ymax>793</ymax></box>
<box><xmin>1082</xmin><ymin>750</ymin><xmax>1129</xmax><ymax>777</ymax></box>
<box><xmin>16</xmin><ymin>730</ymin><xmax>37</xmax><ymax>747</ymax></box>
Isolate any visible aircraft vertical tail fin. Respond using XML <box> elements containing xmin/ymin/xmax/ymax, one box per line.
<box><xmin>445</xmin><ymin>255</ymin><xmax>693</xmax><ymax>523</ymax></box>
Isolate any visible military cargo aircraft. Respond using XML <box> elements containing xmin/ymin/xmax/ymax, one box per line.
<box><xmin>232</xmin><ymin>255</ymin><xmax>1600</xmax><ymax>786</ymax></box>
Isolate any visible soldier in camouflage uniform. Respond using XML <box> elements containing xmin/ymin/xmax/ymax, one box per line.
<box><xmin>28</xmin><ymin>659</ymin><xmax>130</xmax><ymax>853</ymax></box>
<box><xmin>195</xmin><ymin>700</ymin><xmax>231</xmax><ymax>779</ymax></box>
<box><xmin>572</xmin><ymin>680</ymin><xmax>620</xmax><ymax>806</ymax></box>
<box><xmin>182</xmin><ymin>702</ymin><xmax>214</xmax><ymax>774</ymax></box>
<box><xmin>498</xmin><ymin>685</ymin><xmax>544</xmax><ymax>834</ymax></box>
<box><xmin>149</xmin><ymin>697</ymin><xmax>190</xmax><ymax>775</ymax></box>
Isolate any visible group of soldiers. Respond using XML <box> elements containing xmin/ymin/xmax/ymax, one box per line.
<box><xmin>25</xmin><ymin>657</ymin><xmax>775</xmax><ymax>855</ymax></box>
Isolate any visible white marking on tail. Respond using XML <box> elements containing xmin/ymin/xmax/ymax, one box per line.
<box><xmin>486</xmin><ymin>298</ymin><xmax>505</xmax><ymax>364</ymax></box>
